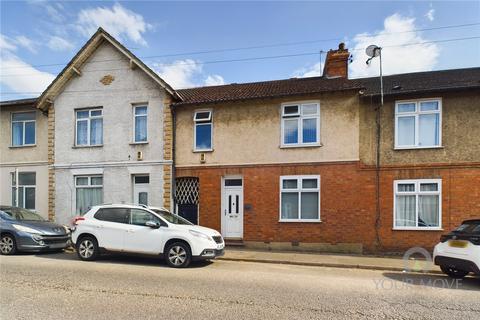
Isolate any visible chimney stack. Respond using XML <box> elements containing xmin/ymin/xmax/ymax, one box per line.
<box><xmin>322</xmin><ymin>43</ymin><xmax>350</xmax><ymax>79</ymax></box>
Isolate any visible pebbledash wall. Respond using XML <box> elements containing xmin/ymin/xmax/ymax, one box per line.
<box><xmin>51</xmin><ymin>41</ymin><xmax>172</xmax><ymax>224</ymax></box>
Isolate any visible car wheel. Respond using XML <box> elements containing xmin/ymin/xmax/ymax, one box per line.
<box><xmin>165</xmin><ymin>242</ymin><xmax>191</xmax><ymax>268</ymax></box>
<box><xmin>76</xmin><ymin>236</ymin><xmax>99</xmax><ymax>261</ymax></box>
<box><xmin>440</xmin><ymin>265</ymin><xmax>469</xmax><ymax>279</ymax></box>
<box><xmin>0</xmin><ymin>234</ymin><xmax>16</xmax><ymax>255</ymax></box>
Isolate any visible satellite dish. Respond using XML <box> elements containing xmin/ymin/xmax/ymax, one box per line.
<box><xmin>366</xmin><ymin>45</ymin><xmax>380</xmax><ymax>58</ymax></box>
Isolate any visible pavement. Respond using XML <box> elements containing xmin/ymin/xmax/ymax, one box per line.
<box><xmin>1</xmin><ymin>252</ymin><xmax>479</xmax><ymax>320</ymax></box>
<box><xmin>219</xmin><ymin>247</ymin><xmax>442</xmax><ymax>273</ymax></box>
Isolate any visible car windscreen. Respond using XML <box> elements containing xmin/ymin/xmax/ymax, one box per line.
<box><xmin>0</xmin><ymin>207</ymin><xmax>45</xmax><ymax>221</ymax></box>
<box><xmin>454</xmin><ymin>222</ymin><xmax>480</xmax><ymax>234</ymax></box>
<box><xmin>151</xmin><ymin>210</ymin><xmax>193</xmax><ymax>225</ymax></box>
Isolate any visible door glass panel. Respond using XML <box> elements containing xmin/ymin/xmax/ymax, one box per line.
<box><xmin>228</xmin><ymin>195</ymin><xmax>232</xmax><ymax>214</ymax></box>
<box><xmin>138</xmin><ymin>192</ymin><xmax>148</xmax><ymax>205</ymax></box>
<box><xmin>235</xmin><ymin>195</ymin><xmax>239</xmax><ymax>214</ymax></box>
<box><xmin>224</xmin><ymin>179</ymin><xmax>242</xmax><ymax>187</ymax></box>
<box><xmin>134</xmin><ymin>176</ymin><xmax>149</xmax><ymax>184</ymax></box>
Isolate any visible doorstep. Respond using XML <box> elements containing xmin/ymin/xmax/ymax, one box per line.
<box><xmin>218</xmin><ymin>247</ymin><xmax>443</xmax><ymax>274</ymax></box>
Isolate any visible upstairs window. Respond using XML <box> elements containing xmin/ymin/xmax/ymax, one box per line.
<box><xmin>76</xmin><ymin>108</ymin><xmax>103</xmax><ymax>146</ymax></box>
<box><xmin>281</xmin><ymin>102</ymin><xmax>320</xmax><ymax>147</ymax></box>
<box><xmin>395</xmin><ymin>99</ymin><xmax>441</xmax><ymax>149</ymax></box>
<box><xmin>194</xmin><ymin>110</ymin><xmax>212</xmax><ymax>151</ymax></box>
<box><xmin>133</xmin><ymin>105</ymin><xmax>148</xmax><ymax>142</ymax></box>
<box><xmin>11</xmin><ymin>112</ymin><xmax>36</xmax><ymax>146</ymax></box>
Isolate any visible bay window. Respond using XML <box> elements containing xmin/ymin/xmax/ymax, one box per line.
<box><xmin>394</xmin><ymin>179</ymin><xmax>442</xmax><ymax>229</ymax></box>
<box><xmin>280</xmin><ymin>175</ymin><xmax>320</xmax><ymax>222</ymax></box>
<box><xmin>395</xmin><ymin>99</ymin><xmax>441</xmax><ymax>149</ymax></box>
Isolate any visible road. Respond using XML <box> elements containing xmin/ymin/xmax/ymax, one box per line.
<box><xmin>1</xmin><ymin>252</ymin><xmax>479</xmax><ymax>320</ymax></box>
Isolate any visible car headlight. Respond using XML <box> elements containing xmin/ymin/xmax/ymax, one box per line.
<box><xmin>189</xmin><ymin>230</ymin><xmax>212</xmax><ymax>241</ymax></box>
<box><xmin>12</xmin><ymin>224</ymin><xmax>42</xmax><ymax>234</ymax></box>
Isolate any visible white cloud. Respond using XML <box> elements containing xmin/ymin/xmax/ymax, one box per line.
<box><xmin>0</xmin><ymin>35</ymin><xmax>17</xmax><ymax>51</ymax></box>
<box><xmin>77</xmin><ymin>3</ymin><xmax>151</xmax><ymax>46</ymax></box>
<box><xmin>48</xmin><ymin>36</ymin><xmax>74</xmax><ymax>51</ymax></box>
<box><xmin>349</xmin><ymin>13</ymin><xmax>439</xmax><ymax>78</ymax></box>
<box><xmin>0</xmin><ymin>33</ymin><xmax>55</xmax><ymax>97</ymax></box>
<box><xmin>15</xmin><ymin>35</ymin><xmax>37</xmax><ymax>53</ymax></box>
<box><xmin>45</xmin><ymin>3</ymin><xmax>66</xmax><ymax>23</ymax></box>
<box><xmin>292</xmin><ymin>62</ymin><xmax>324</xmax><ymax>78</ymax></box>
<box><xmin>204</xmin><ymin>74</ymin><xmax>225</xmax><ymax>86</ymax></box>
<box><xmin>425</xmin><ymin>9</ymin><xmax>435</xmax><ymax>22</ymax></box>
<box><xmin>153</xmin><ymin>59</ymin><xmax>202</xmax><ymax>89</ymax></box>
<box><xmin>0</xmin><ymin>53</ymin><xmax>55</xmax><ymax>96</ymax></box>
<box><xmin>152</xmin><ymin>59</ymin><xmax>226</xmax><ymax>88</ymax></box>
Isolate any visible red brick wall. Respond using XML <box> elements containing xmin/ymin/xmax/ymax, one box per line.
<box><xmin>177</xmin><ymin>162</ymin><xmax>480</xmax><ymax>253</ymax></box>
<box><xmin>177</xmin><ymin>162</ymin><xmax>378</xmax><ymax>252</ymax></box>
<box><xmin>377</xmin><ymin>166</ymin><xmax>480</xmax><ymax>252</ymax></box>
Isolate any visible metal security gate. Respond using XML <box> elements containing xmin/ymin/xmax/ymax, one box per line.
<box><xmin>175</xmin><ymin>177</ymin><xmax>199</xmax><ymax>224</ymax></box>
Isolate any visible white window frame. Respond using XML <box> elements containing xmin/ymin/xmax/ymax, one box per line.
<box><xmin>280</xmin><ymin>101</ymin><xmax>320</xmax><ymax>148</ymax></box>
<box><xmin>132</xmin><ymin>105</ymin><xmax>148</xmax><ymax>143</ymax></box>
<box><xmin>394</xmin><ymin>98</ymin><xmax>442</xmax><ymax>149</ymax></box>
<box><xmin>393</xmin><ymin>179</ymin><xmax>442</xmax><ymax>231</ymax></box>
<box><xmin>11</xmin><ymin>111</ymin><xmax>36</xmax><ymax>147</ymax></box>
<box><xmin>279</xmin><ymin>175</ymin><xmax>321</xmax><ymax>222</ymax></box>
<box><xmin>74</xmin><ymin>175</ymin><xmax>103</xmax><ymax>213</ymax></box>
<box><xmin>11</xmin><ymin>172</ymin><xmax>36</xmax><ymax>211</ymax></box>
<box><xmin>75</xmin><ymin>108</ymin><xmax>103</xmax><ymax>146</ymax></box>
<box><xmin>193</xmin><ymin>109</ymin><xmax>213</xmax><ymax>152</ymax></box>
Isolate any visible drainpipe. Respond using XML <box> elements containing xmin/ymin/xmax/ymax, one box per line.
<box><xmin>373</xmin><ymin>94</ymin><xmax>383</xmax><ymax>251</ymax></box>
<box><xmin>15</xmin><ymin>168</ymin><xmax>19</xmax><ymax>207</ymax></box>
<box><xmin>171</xmin><ymin>104</ymin><xmax>177</xmax><ymax>214</ymax></box>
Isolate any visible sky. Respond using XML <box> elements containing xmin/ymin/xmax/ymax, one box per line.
<box><xmin>0</xmin><ymin>1</ymin><xmax>479</xmax><ymax>101</ymax></box>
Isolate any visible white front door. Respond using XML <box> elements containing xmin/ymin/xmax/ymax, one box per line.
<box><xmin>133</xmin><ymin>175</ymin><xmax>149</xmax><ymax>205</ymax></box>
<box><xmin>221</xmin><ymin>177</ymin><xmax>243</xmax><ymax>238</ymax></box>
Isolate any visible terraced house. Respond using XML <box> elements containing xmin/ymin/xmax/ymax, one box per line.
<box><xmin>1</xmin><ymin>33</ymin><xmax>478</xmax><ymax>253</ymax></box>
<box><xmin>173</xmin><ymin>46</ymin><xmax>480</xmax><ymax>253</ymax></box>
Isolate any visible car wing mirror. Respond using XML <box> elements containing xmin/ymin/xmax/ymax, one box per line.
<box><xmin>145</xmin><ymin>221</ymin><xmax>160</xmax><ymax>229</ymax></box>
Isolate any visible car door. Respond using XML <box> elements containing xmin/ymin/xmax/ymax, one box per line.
<box><xmin>123</xmin><ymin>208</ymin><xmax>166</xmax><ymax>254</ymax></box>
<box><xmin>93</xmin><ymin>208</ymin><xmax>130</xmax><ymax>251</ymax></box>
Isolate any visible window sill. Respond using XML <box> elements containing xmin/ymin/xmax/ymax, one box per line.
<box><xmin>9</xmin><ymin>144</ymin><xmax>36</xmax><ymax>149</ymax></box>
<box><xmin>394</xmin><ymin>145</ymin><xmax>443</xmax><ymax>150</ymax></box>
<box><xmin>72</xmin><ymin>145</ymin><xmax>104</xmax><ymax>149</ymax></box>
<box><xmin>280</xmin><ymin>143</ymin><xmax>322</xmax><ymax>149</ymax></box>
<box><xmin>279</xmin><ymin>219</ymin><xmax>322</xmax><ymax>223</ymax></box>
<box><xmin>130</xmin><ymin>141</ymin><xmax>149</xmax><ymax>145</ymax></box>
<box><xmin>193</xmin><ymin>149</ymin><xmax>213</xmax><ymax>153</ymax></box>
<box><xmin>393</xmin><ymin>227</ymin><xmax>443</xmax><ymax>231</ymax></box>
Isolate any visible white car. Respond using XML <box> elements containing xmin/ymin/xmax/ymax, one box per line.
<box><xmin>433</xmin><ymin>219</ymin><xmax>480</xmax><ymax>278</ymax></box>
<box><xmin>71</xmin><ymin>204</ymin><xmax>224</xmax><ymax>268</ymax></box>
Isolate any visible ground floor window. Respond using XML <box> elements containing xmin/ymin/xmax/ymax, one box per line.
<box><xmin>75</xmin><ymin>175</ymin><xmax>103</xmax><ymax>214</ymax></box>
<box><xmin>280</xmin><ymin>175</ymin><xmax>320</xmax><ymax>222</ymax></box>
<box><xmin>394</xmin><ymin>179</ymin><xmax>441</xmax><ymax>229</ymax></box>
<box><xmin>11</xmin><ymin>172</ymin><xmax>36</xmax><ymax>210</ymax></box>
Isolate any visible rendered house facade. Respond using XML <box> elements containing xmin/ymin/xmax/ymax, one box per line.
<box><xmin>34</xmin><ymin>29</ymin><xmax>178</xmax><ymax>224</ymax></box>
<box><xmin>0</xmin><ymin>99</ymin><xmax>50</xmax><ymax>218</ymax></box>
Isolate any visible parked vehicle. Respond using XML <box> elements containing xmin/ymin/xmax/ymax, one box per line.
<box><xmin>71</xmin><ymin>204</ymin><xmax>224</xmax><ymax>268</ymax></box>
<box><xmin>433</xmin><ymin>219</ymin><xmax>480</xmax><ymax>278</ymax></box>
<box><xmin>0</xmin><ymin>206</ymin><xmax>71</xmax><ymax>255</ymax></box>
